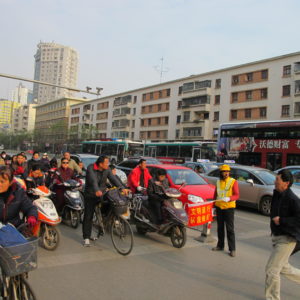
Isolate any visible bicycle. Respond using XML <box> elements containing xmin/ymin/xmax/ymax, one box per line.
<box><xmin>92</xmin><ymin>188</ymin><xmax>134</xmax><ymax>256</ymax></box>
<box><xmin>0</xmin><ymin>236</ymin><xmax>38</xmax><ymax>300</ymax></box>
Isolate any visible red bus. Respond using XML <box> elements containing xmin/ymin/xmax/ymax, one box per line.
<box><xmin>218</xmin><ymin>120</ymin><xmax>300</xmax><ymax>170</ymax></box>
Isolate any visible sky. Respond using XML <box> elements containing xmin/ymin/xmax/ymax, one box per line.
<box><xmin>0</xmin><ymin>0</ymin><xmax>300</xmax><ymax>100</ymax></box>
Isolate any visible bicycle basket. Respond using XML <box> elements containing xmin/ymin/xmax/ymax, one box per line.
<box><xmin>113</xmin><ymin>204</ymin><xmax>128</xmax><ymax>215</ymax></box>
<box><xmin>0</xmin><ymin>237</ymin><xmax>38</xmax><ymax>276</ymax></box>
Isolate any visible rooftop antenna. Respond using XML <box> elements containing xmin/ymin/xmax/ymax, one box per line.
<box><xmin>154</xmin><ymin>57</ymin><xmax>169</xmax><ymax>83</ymax></box>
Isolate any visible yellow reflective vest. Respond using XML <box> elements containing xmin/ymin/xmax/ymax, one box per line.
<box><xmin>215</xmin><ymin>177</ymin><xmax>236</xmax><ymax>210</ymax></box>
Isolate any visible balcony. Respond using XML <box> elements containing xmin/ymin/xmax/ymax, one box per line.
<box><xmin>181</xmin><ymin>80</ymin><xmax>212</xmax><ymax>95</ymax></box>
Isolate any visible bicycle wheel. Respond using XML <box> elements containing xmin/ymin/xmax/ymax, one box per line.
<box><xmin>10</xmin><ymin>275</ymin><xmax>37</xmax><ymax>300</ymax></box>
<box><xmin>110</xmin><ymin>215</ymin><xmax>133</xmax><ymax>256</ymax></box>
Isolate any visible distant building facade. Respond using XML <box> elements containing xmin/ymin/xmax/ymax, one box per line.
<box><xmin>12</xmin><ymin>104</ymin><xmax>36</xmax><ymax>132</ymax></box>
<box><xmin>69</xmin><ymin>51</ymin><xmax>300</xmax><ymax>142</ymax></box>
<box><xmin>0</xmin><ymin>99</ymin><xmax>21</xmax><ymax>130</ymax></box>
<box><xmin>10</xmin><ymin>83</ymin><xmax>32</xmax><ymax>105</ymax></box>
<box><xmin>35</xmin><ymin>97</ymin><xmax>87</xmax><ymax>149</ymax></box>
<box><xmin>33</xmin><ymin>42</ymin><xmax>78</xmax><ymax>104</ymax></box>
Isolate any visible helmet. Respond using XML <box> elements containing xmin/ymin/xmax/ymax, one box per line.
<box><xmin>219</xmin><ymin>164</ymin><xmax>230</xmax><ymax>172</ymax></box>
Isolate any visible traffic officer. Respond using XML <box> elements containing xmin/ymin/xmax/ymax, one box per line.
<box><xmin>212</xmin><ymin>164</ymin><xmax>239</xmax><ymax>257</ymax></box>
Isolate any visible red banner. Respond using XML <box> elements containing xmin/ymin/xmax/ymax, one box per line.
<box><xmin>186</xmin><ymin>202</ymin><xmax>213</xmax><ymax>227</ymax></box>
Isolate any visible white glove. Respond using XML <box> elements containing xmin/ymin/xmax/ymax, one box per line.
<box><xmin>221</xmin><ymin>197</ymin><xmax>231</xmax><ymax>202</ymax></box>
<box><xmin>137</xmin><ymin>186</ymin><xmax>143</xmax><ymax>192</ymax></box>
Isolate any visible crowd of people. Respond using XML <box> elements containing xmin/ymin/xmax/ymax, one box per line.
<box><xmin>0</xmin><ymin>150</ymin><xmax>300</xmax><ymax>299</ymax></box>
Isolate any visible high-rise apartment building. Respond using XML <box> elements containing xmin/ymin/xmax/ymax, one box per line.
<box><xmin>12</xmin><ymin>104</ymin><xmax>36</xmax><ymax>132</ymax></box>
<box><xmin>11</xmin><ymin>83</ymin><xmax>33</xmax><ymax>105</ymax></box>
<box><xmin>33</xmin><ymin>42</ymin><xmax>78</xmax><ymax>104</ymax></box>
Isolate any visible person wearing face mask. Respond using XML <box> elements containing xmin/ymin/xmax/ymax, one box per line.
<box><xmin>27</xmin><ymin>151</ymin><xmax>41</xmax><ymax>172</ymax></box>
<box><xmin>0</xmin><ymin>166</ymin><xmax>37</xmax><ymax>228</ymax></box>
<box><xmin>212</xmin><ymin>164</ymin><xmax>239</xmax><ymax>257</ymax></box>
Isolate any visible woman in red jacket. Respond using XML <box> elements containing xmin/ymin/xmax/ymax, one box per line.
<box><xmin>128</xmin><ymin>159</ymin><xmax>152</xmax><ymax>193</ymax></box>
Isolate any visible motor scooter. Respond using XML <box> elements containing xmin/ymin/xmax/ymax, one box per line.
<box><xmin>60</xmin><ymin>179</ymin><xmax>84</xmax><ymax>229</ymax></box>
<box><xmin>129</xmin><ymin>187</ymin><xmax>188</xmax><ymax>248</ymax></box>
<box><xmin>26</xmin><ymin>182</ymin><xmax>61</xmax><ymax>251</ymax></box>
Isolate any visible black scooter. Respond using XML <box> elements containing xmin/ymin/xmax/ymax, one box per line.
<box><xmin>129</xmin><ymin>187</ymin><xmax>188</xmax><ymax>248</ymax></box>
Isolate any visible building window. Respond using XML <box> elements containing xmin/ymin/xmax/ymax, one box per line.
<box><xmin>246</xmin><ymin>73</ymin><xmax>253</xmax><ymax>82</ymax></box>
<box><xmin>165</xmin><ymin>116</ymin><xmax>169</xmax><ymax>124</ymax></box>
<box><xmin>261</xmin><ymin>69</ymin><xmax>268</xmax><ymax>79</ymax></box>
<box><xmin>281</xmin><ymin>105</ymin><xmax>290</xmax><ymax>117</ymax></box>
<box><xmin>213</xmin><ymin>128</ymin><xmax>218</xmax><ymax>138</ymax></box>
<box><xmin>158</xmin><ymin>104</ymin><xmax>162</xmax><ymax>111</ymax></box>
<box><xmin>232</xmin><ymin>76</ymin><xmax>239</xmax><ymax>85</ymax></box>
<box><xmin>159</xmin><ymin>91</ymin><xmax>162</xmax><ymax>98</ymax></box>
<box><xmin>147</xmin><ymin>131</ymin><xmax>151</xmax><ymax>138</ymax></box>
<box><xmin>215</xmin><ymin>79</ymin><xmax>221</xmax><ymax>88</ymax></box>
<box><xmin>282</xmin><ymin>85</ymin><xmax>291</xmax><ymax>97</ymax></box>
<box><xmin>175</xmin><ymin>129</ymin><xmax>180</xmax><ymax>139</ymax></box>
<box><xmin>148</xmin><ymin>119</ymin><xmax>152</xmax><ymax>125</ymax></box>
<box><xmin>134</xmin><ymin>96</ymin><xmax>137</xmax><ymax>103</ymax></box>
<box><xmin>132</xmin><ymin>120</ymin><xmax>135</xmax><ymax>128</ymax></box>
<box><xmin>246</xmin><ymin>91</ymin><xmax>252</xmax><ymax>100</ymax></box>
<box><xmin>133</xmin><ymin>108</ymin><xmax>136</xmax><ymax>115</ymax></box>
<box><xmin>294</xmin><ymin>62</ymin><xmax>300</xmax><ymax>73</ymax></box>
<box><xmin>232</xmin><ymin>92</ymin><xmax>238</xmax><ymax>103</ymax></box>
<box><xmin>178</xmin><ymin>101</ymin><xmax>182</xmax><ymax>109</ymax></box>
<box><xmin>156</xmin><ymin>131</ymin><xmax>160</xmax><ymax>138</ymax></box>
<box><xmin>295</xmin><ymin>80</ymin><xmax>300</xmax><ymax>94</ymax></box>
<box><xmin>149</xmin><ymin>105</ymin><xmax>153</xmax><ymax>112</ymax></box>
<box><xmin>142</xmin><ymin>94</ymin><xmax>146</xmax><ymax>101</ymax></box>
<box><xmin>261</xmin><ymin>88</ymin><xmax>268</xmax><ymax>99</ymax></box>
<box><xmin>245</xmin><ymin>109</ymin><xmax>251</xmax><ymax>118</ymax></box>
<box><xmin>283</xmin><ymin>65</ymin><xmax>291</xmax><ymax>76</ymax></box>
<box><xmin>166</xmin><ymin>89</ymin><xmax>171</xmax><ymax>96</ymax></box>
<box><xmin>178</xmin><ymin>86</ymin><xmax>182</xmax><ymax>95</ymax></box>
<box><xmin>214</xmin><ymin>111</ymin><xmax>219</xmax><ymax>121</ymax></box>
<box><xmin>260</xmin><ymin>107</ymin><xmax>267</xmax><ymax>118</ymax></box>
<box><xmin>166</xmin><ymin>103</ymin><xmax>169</xmax><ymax>110</ymax></box>
<box><xmin>150</xmin><ymin>92</ymin><xmax>154</xmax><ymax>100</ymax></box>
<box><xmin>183</xmin><ymin>111</ymin><xmax>190</xmax><ymax>122</ymax></box>
<box><xmin>214</xmin><ymin>95</ymin><xmax>220</xmax><ymax>105</ymax></box>
<box><xmin>295</xmin><ymin>102</ymin><xmax>300</xmax><ymax>114</ymax></box>
<box><xmin>231</xmin><ymin>110</ymin><xmax>237</xmax><ymax>120</ymax></box>
<box><xmin>176</xmin><ymin>115</ymin><xmax>181</xmax><ymax>124</ymax></box>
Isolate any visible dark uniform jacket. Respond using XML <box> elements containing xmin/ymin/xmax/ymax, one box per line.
<box><xmin>271</xmin><ymin>188</ymin><xmax>300</xmax><ymax>242</ymax></box>
<box><xmin>84</xmin><ymin>163</ymin><xmax>124</xmax><ymax>198</ymax></box>
<box><xmin>0</xmin><ymin>181</ymin><xmax>38</xmax><ymax>227</ymax></box>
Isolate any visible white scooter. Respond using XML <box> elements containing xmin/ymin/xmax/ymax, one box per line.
<box><xmin>26</xmin><ymin>181</ymin><xmax>61</xmax><ymax>251</ymax></box>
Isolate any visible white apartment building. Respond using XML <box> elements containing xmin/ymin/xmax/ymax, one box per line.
<box><xmin>10</xmin><ymin>83</ymin><xmax>32</xmax><ymax>105</ymax></box>
<box><xmin>33</xmin><ymin>42</ymin><xmax>78</xmax><ymax>104</ymax></box>
<box><xmin>69</xmin><ymin>51</ymin><xmax>300</xmax><ymax>142</ymax></box>
<box><xmin>12</xmin><ymin>104</ymin><xmax>36</xmax><ymax>132</ymax></box>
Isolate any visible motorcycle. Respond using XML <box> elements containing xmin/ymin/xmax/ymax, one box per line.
<box><xmin>129</xmin><ymin>187</ymin><xmax>188</xmax><ymax>248</ymax></box>
<box><xmin>26</xmin><ymin>182</ymin><xmax>61</xmax><ymax>251</ymax></box>
<box><xmin>60</xmin><ymin>179</ymin><xmax>84</xmax><ymax>229</ymax></box>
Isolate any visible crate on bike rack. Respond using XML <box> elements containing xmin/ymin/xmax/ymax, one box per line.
<box><xmin>0</xmin><ymin>237</ymin><xmax>38</xmax><ymax>277</ymax></box>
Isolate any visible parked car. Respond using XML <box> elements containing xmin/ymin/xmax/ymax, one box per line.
<box><xmin>275</xmin><ymin>166</ymin><xmax>300</xmax><ymax>186</ymax></box>
<box><xmin>116</xmin><ymin>157</ymin><xmax>160</xmax><ymax>176</ymax></box>
<box><xmin>203</xmin><ymin>165</ymin><xmax>300</xmax><ymax>216</ymax></box>
<box><xmin>183</xmin><ymin>161</ymin><xmax>219</xmax><ymax>174</ymax></box>
<box><xmin>147</xmin><ymin>164</ymin><xmax>215</xmax><ymax>207</ymax></box>
<box><xmin>70</xmin><ymin>154</ymin><xmax>98</xmax><ymax>169</ymax></box>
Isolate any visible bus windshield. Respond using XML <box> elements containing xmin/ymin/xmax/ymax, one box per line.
<box><xmin>128</xmin><ymin>143</ymin><xmax>144</xmax><ymax>157</ymax></box>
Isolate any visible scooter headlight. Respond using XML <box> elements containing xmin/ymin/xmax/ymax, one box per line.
<box><xmin>173</xmin><ymin>200</ymin><xmax>183</xmax><ymax>209</ymax></box>
<box><xmin>188</xmin><ymin>194</ymin><xmax>204</xmax><ymax>203</ymax></box>
<box><xmin>66</xmin><ymin>190</ymin><xmax>79</xmax><ymax>198</ymax></box>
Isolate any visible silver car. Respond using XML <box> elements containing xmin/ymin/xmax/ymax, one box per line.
<box><xmin>203</xmin><ymin>165</ymin><xmax>300</xmax><ymax>216</ymax></box>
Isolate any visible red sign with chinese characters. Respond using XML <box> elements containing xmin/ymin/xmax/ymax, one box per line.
<box><xmin>186</xmin><ymin>202</ymin><xmax>214</xmax><ymax>227</ymax></box>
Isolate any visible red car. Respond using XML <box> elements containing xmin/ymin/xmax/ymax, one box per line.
<box><xmin>147</xmin><ymin>164</ymin><xmax>215</xmax><ymax>207</ymax></box>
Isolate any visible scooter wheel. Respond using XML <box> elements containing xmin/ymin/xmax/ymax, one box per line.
<box><xmin>41</xmin><ymin>225</ymin><xmax>60</xmax><ymax>251</ymax></box>
<box><xmin>70</xmin><ymin>211</ymin><xmax>80</xmax><ymax>229</ymax></box>
<box><xmin>170</xmin><ymin>225</ymin><xmax>186</xmax><ymax>248</ymax></box>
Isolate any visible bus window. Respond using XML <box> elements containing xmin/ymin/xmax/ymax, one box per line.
<box><xmin>117</xmin><ymin>145</ymin><xmax>124</xmax><ymax>161</ymax></box>
<box><xmin>287</xmin><ymin>154</ymin><xmax>300</xmax><ymax>166</ymax></box>
<box><xmin>157</xmin><ymin>146</ymin><xmax>167</xmax><ymax>156</ymax></box>
<box><xmin>82</xmin><ymin>144</ymin><xmax>95</xmax><ymax>154</ymax></box>
<box><xmin>95</xmin><ymin>145</ymin><xmax>101</xmax><ymax>155</ymax></box>
<box><xmin>144</xmin><ymin>146</ymin><xmax>150</xmax><ymax>156</ymax></box>
<box><xmin>238</xmin><ymin>152</ymin><xmax>261</xmax><ymax>167</ymax></box>
<box><xmin>179</xmin><ymin>146</ymin><xmax>192</xmax><ymax>159</ymax></box>
<box><xmin>167</xmin><ymin>145</ymin><xmax>179</xmax><ymax>157</ymax></box>
<box><xmin>267</xmin><ymin>153</ymin><xmax>282</xmax><ymax>171</ymax></box>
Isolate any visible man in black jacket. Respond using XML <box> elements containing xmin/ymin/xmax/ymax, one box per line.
<box><xmin>265</xmin><ymin>169</ymin><xmax>300</xmax><ymax>300</ymax></box>
<box><xmin>82</xmin><ymin>155</ymin><xmax>129</xmax><ymax>247</ymax></box>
